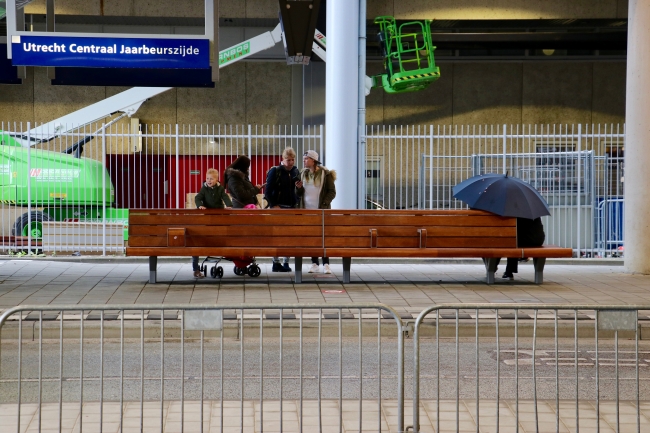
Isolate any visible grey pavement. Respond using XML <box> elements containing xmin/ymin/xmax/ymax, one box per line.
<box><xmin>1</xmin><ymin>400</ymin><xmax>648</xmax><ymax>433</ymax></box>
<box><xmin>2</xmin><ymin>258</ymin><xmax>650</xmax><ymax>433</ymax></box>
<box><xmin>0</xmin><ymin>258</ymin><xmax>647</xmax><ymax>316</ymax></box>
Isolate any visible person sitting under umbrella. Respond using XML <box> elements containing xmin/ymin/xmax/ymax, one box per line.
<box><xmin>498</xmin><ymin>217</ymin><xmax>545</xmax><ymax>280</ymax></box>
<box><xmin>452</xmin><ymin>172</ymin><xmax>550</xmax><ymax>281</ymax></box>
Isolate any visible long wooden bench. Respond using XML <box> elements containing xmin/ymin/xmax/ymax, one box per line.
<box><xmin>126</xmin><ymin>209</ymin><xmax>572</xmax><ymax>284</ymax></box>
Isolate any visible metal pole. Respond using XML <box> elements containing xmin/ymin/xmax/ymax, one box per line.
<box><xmin>357</xmin><ymin>0</ymin><xmax>367</xmax><ymax>209</ymax></box>
<box><xmin>326</xmin><ymin>0</ymin><xmax>360</xmax><ymax>209</ymax></box>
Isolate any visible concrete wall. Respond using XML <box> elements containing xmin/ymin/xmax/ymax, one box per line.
<box><xmin>0</xmin><ymin>63</ymin><xmax>292</xmax><ymax>126</ymax></box>
<box><xmin>368</xmin><ymin>60</ymin><xmax>626</xmax><ymax>127</ymax></box>
<box><xmin>0</xmin><ymin>0</ymin><xmax>626</xmax><ymax>128</ymax></box>
<box><xmin>24</xmin><ymin>0</ymin><xmax>630</xmax><ymax>19</ymax></box>
<box><xmin>0</xmin><ymin>60</ymin><xmax>626</xmax><ymax>128</ymax></box>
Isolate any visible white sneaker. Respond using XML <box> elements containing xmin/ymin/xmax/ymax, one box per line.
<box><xmin>309</xmin><ymin>263</ymin><xmax>320</xmax><ymax>273</ymax></box>
<box><xmin>323</xmin><ymin>264</ymin><xmax>332</xmax><ymax>274</ymax></box>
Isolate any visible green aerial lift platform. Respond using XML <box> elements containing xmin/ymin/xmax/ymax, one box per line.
<box><xmin>373</xmin><ymin>16</ymin><xmax>441</xmax><ymax>94</ymax></box>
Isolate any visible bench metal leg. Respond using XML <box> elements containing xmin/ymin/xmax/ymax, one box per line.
<box><xmin>342</xmin><ymin>257</ymin><xmax>351</xmax><ymax>283</ymax></box>
<box><xmin>483</xmin><ymin>258</ymin><xmax>498</xmax><ymax>285</ymax></box>
<box><xmin>295</xmin><ymin>257</ymin><xmax>302</xmax><ymax>284</ymax></box>
<box><xmin>149</xmin><ymin>256</ymin><xmax>158</xmax><ymax>284</ymax></box>
<box><xmin>533</xmin><ymin>257</ymin><xmax>546</xmax><ymax>284</ymax></box>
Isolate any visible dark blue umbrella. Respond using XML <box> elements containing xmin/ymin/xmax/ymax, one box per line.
<box><xmin>452</xmin><ymin>173</ymin><xmax>550</xmax><ymax>219</ymax></box>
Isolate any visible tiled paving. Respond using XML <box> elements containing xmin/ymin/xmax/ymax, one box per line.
<box><xmin>0</xmin><ymin>258</ymin><xmax>646</xmax><ymax>317</ymax></box>
<box><xmin>0</xmin><ymin>400</ymin><xmax>647</xmax><ymax>433</ymax></box>
<box><xmin>2</xmin><ymin>258</ymin><xmax>650</xmax><ymax>432</ymax></box>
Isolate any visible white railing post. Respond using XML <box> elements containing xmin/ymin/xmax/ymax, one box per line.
<box><xmin>429</xmin><ymin>125</ymin><xmax>434</xmax><ymax>210</ymax></box>
<box><xmin>502</xmin><ymin>124</ymin><xmax>507</xmax><ymax>174</ymax></box>
<box><xmin>248</xmin><ymin>124</ymin><xmax>252</xmax><ymax>159</ymax></box>
<box><xmin>26</xmin><ymin>122</ymin><xmax>32</xmax><ymax>250</ymax></box>
<box><xmin>175</xmin><ymin>124</ymin><xmax>180</xmax><ymax>209</ymax></box>
<box><xmin>102</xmin><ymin>123</ymin><xmax>107</xmax><ymax>256</ymax></box>
<box><xmin>577</xmin><ymin>123</ymin><xmax>582</xmax><ymax>257</ymax></box>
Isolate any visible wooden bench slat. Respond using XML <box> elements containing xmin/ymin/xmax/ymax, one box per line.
<box><xmin>323</xmin><ymin>247</ymin><xmax>570</xmax><ymax>258</ymax></box>
<box><xmin>323</xmin><ymin>226</ymin><xmax>516</xmax><ymax>237</ymax></box>
<box><xmin>323</xmin><ymin>209</ymin><xmax>502</xmax><ymax>216</ymax></box>
<box><xmin>126</xmin><ymin>247</ymin><xmax>326</xmax><ymax>257</ymax></box>
<box><xmin>323</xmin><ymin>237</ymin><xmax>517</xmax><ymax>248</ymax></box>
<box><xmin>127</xmin><ymin>236</ymin><xmax>323</xmax><ymax>248</ymax></box>
<box><xmin>324</xmin><ymin>215</ymin><xmax>516</xmax><ymax>227</ymax></box>
<box><xmin>130</xmin><ymin>225</ymin><xmax>321</xmax><ymax>237</ymax></box>
<box><xmin>129</xmin><ymin>214</ymin><xmax>323</xmax><ymax>226</ymax></box>
<box><xmin>522</xmin><ymin>247</ymin><xmax>573</xmax><ymax>257</ymax></box>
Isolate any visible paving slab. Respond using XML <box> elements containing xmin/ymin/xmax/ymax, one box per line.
<box><xmin>0</xmin><ymin>258</ymin><xmax>644</xmax><ymax>317</ymax></box>
<box><xmin>0</xmin><ymin>400</ymin><xmax>646</xmax><ymax>433</ymax></box>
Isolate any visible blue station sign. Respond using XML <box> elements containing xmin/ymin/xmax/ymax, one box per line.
<box><xmin>11</xmin><ymin>35</ymin><xmax>210</xmax><ymax>69</ymax></box>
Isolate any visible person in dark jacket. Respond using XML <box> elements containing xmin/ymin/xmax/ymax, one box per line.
<box><xmin>499</xmin><ymin>217</ymin><xmax>545</xmax><ymax>280</ymax></box>
<box><xmin>224</xmin><ymin>155</ymin><xmax>262</xmax><ymax>208</ymax></box>
<box><xmin>191</xmin><ymin>168</ymin><xmax>232</xmax><ymax>278</ymax></box>
<box><xmin>265</xmin><ymin>147</ymin><xmax>301</xmax><ymax>272</ymax></box>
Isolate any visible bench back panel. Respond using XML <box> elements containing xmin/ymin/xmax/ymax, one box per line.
<box><xmin>323</xmin><ymin>211</ymin><xmax>516</xmax><ymax>249</ymax></box>
<box><xmin>128</xmin><ymin>209</ymin><xmax>323</xmax><ymax>249</ymax></box>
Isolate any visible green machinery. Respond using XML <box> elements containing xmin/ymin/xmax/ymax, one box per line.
<box><xmin>0</xmin><ymin>131</ymin><xmax>125</xmax><ymax>238</ymax></box>
<box><xmin>373</xmin><ymin>16</ymin><xmax>440</xmax><ymax>94</ymax></box>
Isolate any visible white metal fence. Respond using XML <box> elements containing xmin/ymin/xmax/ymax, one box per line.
<box><xmin>0</xmin><ymin>303</ymin><xmax>405</xmax><ymax>433</ymax></box>
<box><xmin>365</xmin><ymin>124</ymin><xmax>625</xmax><ymax>258</ymax></box>
<box><xmin>1</xmin><ymin>303</ymin><xmax>648</xmax><ymax>433</ymax></box>
<box><xmin>2</xmin><ymin>122</ymin><xmax>624</xmax><ymax>257</ymax></box>
<box><xmin>412</xmin><ymin>304</ymin><xmax>649</xmax><ymax>433</ymax></box>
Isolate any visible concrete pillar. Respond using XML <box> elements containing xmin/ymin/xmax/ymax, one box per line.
<box><xmin>326</xmin><ymin>0</ymin><xmax>359</xmax><ymax>209</ymax></box>
<box><xmin>624</xmin><ymin>0</ymin><xmax>650</xmax><ymax>273</ymax></box>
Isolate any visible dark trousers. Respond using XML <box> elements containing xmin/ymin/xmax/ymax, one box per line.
<box><xmin>495</xmin><ymin>257</ymin><xmax>518</xmax><ymax>275</ymax></box>
<box><xmin>192</xmin><ymin>256</ymin><xmax>200</xmax><ymax>271</ymax></box>
<box><xmin>311</xmin><ymin>257</ymin><xmax>329</xmax><ymax>265</ymax></box>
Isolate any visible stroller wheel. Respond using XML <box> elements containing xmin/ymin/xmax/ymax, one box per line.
<box><xmin>210</xmin><ymin>266</ymin><xmax>217</xmax><ymax>278</ymax></box>
<box><xmin>247</xmin><ymin>264</ymin><xmax>261</xmax><ymax>277</ymax></box>
<box><xmin>217</xmin><ymin>266</ymin><xmax>224</xmax><ymax>278</ymax></box>
<box><xmin>234</xmin><ymin>266</ymin><xmax>244</xmax><ymax>276</ymax></box>
<box><xmin>203</xmin><ymin>266</ymin><xmax>207</xmax><ymax>277</ymax></box>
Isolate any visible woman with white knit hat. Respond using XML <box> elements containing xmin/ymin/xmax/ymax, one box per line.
<box><xmin>295</xmin><ymin>150</ymin><xmax>337</xmax><ymax>274</ymax></box>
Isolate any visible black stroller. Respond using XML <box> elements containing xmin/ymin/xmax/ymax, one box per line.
<box><xmin>200</xmin><ymin>256</ymin><xmax>262</xmax><ymax>279</ymax></box>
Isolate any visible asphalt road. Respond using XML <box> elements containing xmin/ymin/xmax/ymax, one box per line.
<box><xmin>1</xmin><ymin>336</ymin><xmax>648</xmax><ymax>404</ymax></box>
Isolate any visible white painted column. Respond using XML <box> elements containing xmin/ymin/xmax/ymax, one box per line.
<box><xmin>624</xmin><ymin>0</ymin><xmax>650</xmax><ymax>273</ymax></box>
<box><xmin>326</xmin><ymin>0</ymin><xmax>360</xmax><ymax>209</ymax></box>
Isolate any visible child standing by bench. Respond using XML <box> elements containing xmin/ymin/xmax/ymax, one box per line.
<box><xmin>192</xmin><ymin>168</ymin><xmax>232</xmax><ymax>278</ymax></box>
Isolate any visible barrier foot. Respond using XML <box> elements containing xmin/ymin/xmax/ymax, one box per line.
<box><xmin>533</xmin><ymin>257</ymin><xmax>546</xmax><ymax>284</ymax></box>
<box><xmin>483</xmin><ymin>258</ymin><xmax>498</xmax><ymax>285</ymax></box>
<box><xmin>295</xmin><ymin>257</ymin><xmax>302</xmax><ymax>283</ymax></box>
<box><xmin>149</xmin><ymin>256</ymin><xmax>158</xmax><ymax>284</ymax></box>
<box><xmin>342</xmin><ymin>257</ymin><xmax>351</xmax><ymax>283</ymax></box>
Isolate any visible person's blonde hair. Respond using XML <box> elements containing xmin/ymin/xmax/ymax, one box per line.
<box><xmin>282</xmin><ymin>147</ymin><xmax>296</xmax><ymax>159</ymax></box>
<box><xmin>206</xmin><ymin>168</ymin><xmax>220</xmax><ymax>180</ymax></box>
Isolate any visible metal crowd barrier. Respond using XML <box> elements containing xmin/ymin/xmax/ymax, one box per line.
<box><xmin>0</xmin><ymin>303</ymin><xmax>406</xmax><ymax>433</ymax></box>
<box><xmin>412</xmin><ymin>304</ymin><xmax>649</xmax><ymax>433</ymax></box>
